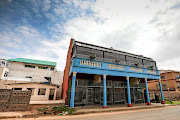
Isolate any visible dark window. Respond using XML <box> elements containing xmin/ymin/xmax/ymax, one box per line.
<box><xmin>38</xmin><ymin>88</ymin><xmax>46</xmax><ymax>95</ymax></box>
<box><xmin>76</xmin><ymin>46</ymin><xmax>90</xmax><ymax>55</ymax></box>
<box><xmin>27</xmin><ymin>88</ymin><xmax>35</xmax><ymax>95</ymax></box>
<box><xmin>177</xmin><ymin>83</ymin><xmax>180</xmax><ymax>88</ymax></box>
<box><xmin>161</xmin><ymin>76</ymin><xmax>165</xmax><ymax>79</ymax></box>
<box><xmin>51</xmin><ymin>67</ymin><xmax>54</xmax><ymax>70</ymax></box>
<box><xmin>175</xmin><ymin>74</ymin><xmax>180</xmax><ymax>79</ymax></box>
<box><xmin>156</xmin><ymin>84</ymin><xmax>160</xmax><ymax>89</ymax></box>
<box><xmin>38</xmin><ymin>66</ymin><xmax>48</xmax><ymax>69</ymax></box>
<box><xmin>25</xmin><ymin>65</ymin><xmax>35</xmax><ymax>68</ymax></box>
<box><xmin>26</xmin><ymin>76</ymin><xmax>32</xmax><ymax>78</ymax></box>
<box><xmin>44</xmin><ymin>77</ymin><xmax>51</xmax><ymax>81</ymax></box>
<box><xmin>13</xmin><ymin>88</ymin><xmax>22</xmax><ymax>90</ymax></box>
<box><xmin>4</xmin><ymin>71</ymin><xmax>8</xmax><ymax>77</ymax></box>
<box><xmin>162</xmin><ymin>84</ymin><xmax>166</xmax><ymax>88</ymax></box>
<box><xmin>90</xmin><ymin>49</ymin><xmax>103</xmax><ymax>58</ymax></box>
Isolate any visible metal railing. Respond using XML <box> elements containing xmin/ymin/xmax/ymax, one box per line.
<box><xmin>75</xmin><ymin>54</ymin><xmax>157</xmax><ymax>70</ymax></box>
<box><xmin>2</xmin><ymin>77</ymin><xmax>49</xmax><ymax>82</ymax></box>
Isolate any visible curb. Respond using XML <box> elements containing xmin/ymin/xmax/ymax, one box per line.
<box><xmin>73</xmin><ymin>105</ymin><xmax>167</xmax><ymax>115</ymax></box>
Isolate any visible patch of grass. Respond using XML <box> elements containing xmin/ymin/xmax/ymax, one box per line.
<box><xmin>166</xmin><ymin>101</ymin><xmax>180</xmax><ymax>105</ymax></box>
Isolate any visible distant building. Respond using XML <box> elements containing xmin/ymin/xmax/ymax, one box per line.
<box><xmin>0</xmin><ymin>58</ymin><xmax>63</xmax><ymax>101</ymax></box>
<box><xmin>148</xmin><ymin>70</ymin><xmax>180</xmax><ymax>98</ymax></box>
<box><xmin>62</xmin><ymin>39</ymin><xmax>165</xmax><ymax>108</ymax></box>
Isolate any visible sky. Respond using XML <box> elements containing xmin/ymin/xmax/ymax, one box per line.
<box><xmin>0</xmin><ymin>0</ymin><xmax>180</xmax><ymax>71</ymax></box>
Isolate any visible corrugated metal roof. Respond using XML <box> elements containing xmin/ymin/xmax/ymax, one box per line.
<box><xmin>8</xmin><ymin>58</ymin><xmax>56</xmax><ymax>66</ymax></box>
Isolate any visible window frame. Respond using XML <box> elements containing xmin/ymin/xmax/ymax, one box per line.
<box><xmin>38</xmin><ymin>88</ymin><xmax>46</xmax><ymax>95</ymax></box>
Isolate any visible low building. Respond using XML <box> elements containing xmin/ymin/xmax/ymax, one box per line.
<box><xmin>148</xmin><ymin>70</ymin><xmax>180</xmax><ymax>99</ymax></box>
<box><xmin>62</xmin><ymin>39</ymin><xmax>165</xmax><ymax>108</ymax></box>
<box><xmin>0</xmin><ymin>58</ymin><xmax>63</xmax><ymax>101</ymax></box>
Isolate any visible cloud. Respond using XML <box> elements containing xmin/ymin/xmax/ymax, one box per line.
<box><xmin>1</xmin><ymin>0</ymin><xmax>180</xmax><ymax>71</ymax></box>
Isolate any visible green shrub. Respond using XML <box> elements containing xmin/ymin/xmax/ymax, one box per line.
<box><xmin>51</xmin><ymin>105</ymin><xmax>76</xmax><ymax>115</ymax></box>
<box><xmin>37</xmin><ymin>107</ymin><xmax>49</xmax><ymax>114</ymax></box>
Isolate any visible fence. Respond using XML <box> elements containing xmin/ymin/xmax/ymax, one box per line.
<box><xmin>0</xmin><ymin>89</ymin><xmax>31</xmax><ymax>111</ymax></box>
<box><xmin>149</xmin><ymin>91</ymin><xmax>180</xmax><ymax>103</ymax></box>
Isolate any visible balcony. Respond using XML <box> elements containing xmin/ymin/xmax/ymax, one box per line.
<box><xmin>70</xmin><ymin>57</ymin><xmax>159</xmax><ymax>80</ymax></box>
<box><xmin>75</xmin><ymin>54</ymin><xmax>156</xmax><ymax>70</ymax></box>
<box><xmin>2</xmin><ymin>77</ymin><xmax>49</xmax><ymax>82</ymax></box>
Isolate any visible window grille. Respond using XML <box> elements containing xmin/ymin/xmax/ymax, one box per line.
<box><xmin>80</xmin><ymin>60</ymin><xmax>101</xmax><ymax>67</ymax></box>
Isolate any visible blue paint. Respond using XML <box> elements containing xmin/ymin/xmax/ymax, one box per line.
<box><xmin>72</xmin><ymin>66</ymin><xmax>160</xmax><ymax>79</ymax></box>
<box><xmin>159</xmin><ymin>81</ymin><xmax>165</xmax><ymax>101</ymax></box>
<box><xmin>103</xmin><ymin>76</ymin><xmax>107</xmax><ymax>107</ymax></box>
<box><xmin>69</xmin><ymin>58</ymin><xmax>160</xmax><ymax>80</ymax></box>
<box><xmin>127</xmin><ymin>79</ymin><xmax>131</xmax><ymax>104</ymax></box>
<box><xmin>145</xmin><ymin>80</ymin><xmax>150</xmax><ymax>103</ymax></box>
<box><xmin>70</xmin><ymin>74</ymin><xmax>76</xmax><ymax>108</ymax></box>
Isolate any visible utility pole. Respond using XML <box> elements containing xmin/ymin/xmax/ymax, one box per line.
<box><xmin>165</xmin><ymin>70</ymin><xmax>171</xmax><ymax>102</ymax></box>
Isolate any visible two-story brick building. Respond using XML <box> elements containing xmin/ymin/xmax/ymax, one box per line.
<box><xmin>62</xmin><ymin>39</ymin><xmax>165</xmax><ymax>108</ymax></box>
<box><xmin>148</xmin><ymin>70</ymin><xmax>180</xmax><ymax>99</ymax></box>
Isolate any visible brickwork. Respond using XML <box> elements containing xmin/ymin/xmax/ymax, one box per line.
<box><xmin>0</xmin><ymin>89</ymin><xmax>31</xmax><ymax>111</ymax></box>
<box><xmin>148</xmin><ymin>70</ymin><xmax>180</xmax><ymax>99</ymax></box>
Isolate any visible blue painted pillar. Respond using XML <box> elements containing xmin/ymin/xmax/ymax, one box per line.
<box><xmin>103</xmin><ymin>74</ymin><xmax>108</xmax><ymax>108</ymax></box>
<box><xmin>159</xmin><ymin>79</ymin><xmax>165</xmax><ymax>104</ymax></box>
<box><xmin>126</xmin><ymin>76</ymin><xmax>132</xmax><ymax>107</ymax></box>
<box><xmin>145</xmin><ymin>78</ymin><xmax>151</xmax><ymax>105</ymax></box>
<box><xmin>70</xmin><ymin>72</ymin><xmax>77</xmax><ymax>108</ymax></box>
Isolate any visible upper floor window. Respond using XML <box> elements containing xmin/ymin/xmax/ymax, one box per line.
<box><xmin>44</xmin><ymin>77</ymin><xmax>51</xmax><ymax>81</ymax></box>
<box><xmin>175</xmin><ymin>74</ymin><xmax>180</xmax><ymax>79</ymax></box>
<box><xmin>162</xmin><ymin>84</ymin><xmax>166</xmax><ymax>88</ymax></box>
<box><xmin>51</xmin><ymin>67</ymin><xmax>54</xmax><ymax>70</ymax></box>
<box><xmin>156</xmin><ymin>84</ymin><xmax>160</xmax><ymax>89</ymax></box>
<box><xmin>4</xmin><ymin>71</ymin><xmax>8</xmax><ymax>77</ymax></box>
<box><xmin>26</xmin><ymin>76</ymin><xmax>32</xmax><ymax>78</ymax></box>
<box><xmin>38</xmin><ymin>66</ymin><xmax>48</xmax><ymax>69</ymax></box>
<box><xmin>161</xmin><ymin>75</ymin><xmax>165</xmax><ymax>79</ymax></box>
<box><xmin>25</xmin><ymin>65</ymin><xmax>35</xmax><ymax>68</ymax></box>
<box><xmin>177</xmin><ymin>83</ymin><xmax>180</xmax><ymax>88</ymax></box>
<box><xmin>13</xmin><ymin>88</ymin><xmax>22</xmax><ymax>90</ymax></box>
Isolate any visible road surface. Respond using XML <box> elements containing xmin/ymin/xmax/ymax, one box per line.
<box><xmin>4</xmin><ymin>106</ymin><xmax>180</xmax><ymax>120</ymax></box>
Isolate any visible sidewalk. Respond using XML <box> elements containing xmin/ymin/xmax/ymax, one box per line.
<box><xmin>74</xmin><ymin>103</ymin><xmax>170</xmax><ymax>114</ymax></box>
<box><xmin>0</xmin><ymin>103</ymin><xmax>177</xmax><ymax>119</ymax></box>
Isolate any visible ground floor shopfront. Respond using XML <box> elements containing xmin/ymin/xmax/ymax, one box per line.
<box><xmin>67</xmin><ymin>73</ymin><xmax>165</xmax><ymax>108</ymax></box>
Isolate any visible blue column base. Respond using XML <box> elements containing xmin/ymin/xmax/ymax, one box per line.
<box><xmin>161</xmin><ymin>100</ymin><xmax>165</xmax><ymax>104</ymax></box>
<box><xmin>128</xmin><ymin>103</ymin><xmax>132</xmax><ymax>107</ymax></box>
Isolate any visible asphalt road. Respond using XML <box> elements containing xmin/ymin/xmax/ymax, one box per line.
<box><xmin>4</xmin><ymin>106</ymin><xmax>180</xmax><ymax>120</ymax></box>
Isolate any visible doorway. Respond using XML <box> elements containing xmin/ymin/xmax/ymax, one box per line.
<box><xmin>49</xmin><ymin>89</ymin><xmax>55</xmax><ymax>100</ymax></box>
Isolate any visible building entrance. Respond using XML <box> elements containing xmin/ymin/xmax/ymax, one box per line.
<box><xmin>71</xmin><ymin>79</ymin><xmax>144</xmax><ymax>106</ymax></box>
